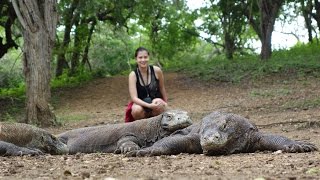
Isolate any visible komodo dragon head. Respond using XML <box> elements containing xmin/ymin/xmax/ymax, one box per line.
<box><xmin>34</xmin><ymin>131</ymin><xmax>69</xmax><ymax>155</ymax></box>
<box><xmin>160</xmin><ymin>110</ymin><xmax>193</xmax><ymax>132</ymax></box>
<box><xmin>199</xmin><ymin>111</ymin><xmax>257</xmax><ymax>155</ymax></box>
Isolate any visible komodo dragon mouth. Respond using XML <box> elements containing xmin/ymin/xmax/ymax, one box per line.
<box><xmin>44</xmin><ymin>136</ymin><xmax>69</xmax><ymax>155</ymax></box>
<box><xmin>200</xmin><ymin>132</ymin><xmax>230</xmax><ymax>154</ymax></box>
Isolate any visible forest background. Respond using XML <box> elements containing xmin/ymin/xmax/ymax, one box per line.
<box><xmin>0</xmin><ymin>0</ymin><xmax>320</xmax><ymax>126</ymax></box>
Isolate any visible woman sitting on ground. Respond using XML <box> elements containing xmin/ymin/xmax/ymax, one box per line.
<box><xmin>125</xmin><ymin>47</ymin><xmax>168</xmax><ymax>122</ymax></box>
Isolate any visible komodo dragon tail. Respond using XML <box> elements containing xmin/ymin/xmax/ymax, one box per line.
<box><xmin>0</xmin><ymin>122</ymin><xmax>68</xmax><ymax>155</ymax></box>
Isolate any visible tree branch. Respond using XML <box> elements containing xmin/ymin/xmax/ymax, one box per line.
<box><xmin>11</xmin><ymin>0</ymin><xmax>27</xmax><ymax>30</ymax></box>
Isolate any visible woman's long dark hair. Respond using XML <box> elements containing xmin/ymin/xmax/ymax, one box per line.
<box><xmin>134</xmin><ymin>47</ymin><xmax>150</xmax><ymax>57</ymax></box>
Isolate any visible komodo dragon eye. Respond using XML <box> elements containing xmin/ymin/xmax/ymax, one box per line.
<box><xmin>220</xmin><ymin>122</ymin><xmax>228</xmax><ymax>131</ymax></box>
<box><xmin>51</xmin><ymin>135</ymin><xmax>57</xmax><ymax>141</ymax></box>
<box><xmin>165</xmin><ymin>113</ymin><xmax>173</xmax><ymax>120</ymax></box>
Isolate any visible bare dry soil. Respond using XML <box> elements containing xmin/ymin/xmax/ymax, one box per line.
<box><xmin>1</xmin><ymin>73</ymin><xmax>320</xmax><ymax>180</ymax></box>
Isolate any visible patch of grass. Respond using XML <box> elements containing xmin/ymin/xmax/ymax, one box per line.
<box><xmin>1</xmin><ymin>113</ymin><xmax>16</xmax><ymax>122</ymax></box>
<box><xmin>56</xmin><ymin>114</ymin><xmax>90</xmax><ymax>123</ymax></box>
<box><xmin>250</xmin><ymin>88</ymin><xmax>292</xmax><ymax>98</ymax></box>
<box><xmin>306</xmin><ymin>167</ymin><xmax>320</xmax><ymax>175</ymax></box>
<box><xmin>283</xmin><ymin>97</ymin><xmax>320</xmax><ymax>110</ymax></box>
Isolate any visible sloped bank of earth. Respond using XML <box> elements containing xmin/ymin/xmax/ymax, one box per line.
<box><xmin>1</xmin><ymin>73</ymin><xmax>320</xmax><ymax>179</ymax></box>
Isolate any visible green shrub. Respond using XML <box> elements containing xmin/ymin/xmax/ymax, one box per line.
<box><xmin>51</xmin><ymin>69</ymin><xmax>94</xmax><ymax>89</ymax></box>
<box><xmin>167</xmin><ymin>42</ymin><xmax>320</xmax><ymax>83</ymax></box>
<box><xmin>0</xmin><ymin>83</ymin><xmax>25</xmax><ymax>98</ymax></box>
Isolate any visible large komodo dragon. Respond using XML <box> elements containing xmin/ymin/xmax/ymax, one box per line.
<box><xmin>0</xmin><ymin>123</ymin><xmax>68</xmax><ymax>156</ymax></box>
<box><xmin>57</xmin><ymin>109</ymin><xmax>192</xmax><ymax>154</ymax></box>
<box><xmin>127</xmin><ymin>111</ymin><xmax>318</xmax><ymax>157</ymax></box>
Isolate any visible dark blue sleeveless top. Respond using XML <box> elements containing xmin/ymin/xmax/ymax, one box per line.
<box><xmin>134</xmin><ymin>66</ymin><xmax>162</xmax><ymax>100</ymax></box>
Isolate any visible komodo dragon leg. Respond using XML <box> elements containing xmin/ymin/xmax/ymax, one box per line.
<box><xmin>0</xmin><ymin>141</ymin><xmax>43</xmax><ymax>156</ymax></box>
<box><xmin>114</xmin><ymin>135</ymin><xmax>141</xmax><ymax>154</ymax></box>
<box><xmin>126</xmin><ymin>133</ymin><xmax>202</xmax><ymax>157</ymax></box>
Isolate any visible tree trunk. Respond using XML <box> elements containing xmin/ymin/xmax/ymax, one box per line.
<box><xmin>312</xmin><ymin>0</ymin><xmax>320</xmax><ymax>34</ymax></box>
<box><xmin>258</xmin><ymin>0</ymin><xmax>284</xmax><ymax>60</ymax></box>
<box><xmin>244</xmin><ymin>1</ymin><xmax>262</xmax><ymax>41</ymax></box>
<box><xmin>224</xmin><ymin>32</ymin><xmax>235</xmax><ymax>60</ymax></box>
<box><xmin>302</xmin><ymin>0</ymin><xmax>314</xmax><ymax>43</ymax></box>
<box><xmin>0</xmin><ymin>0</ymin><xmax>18</xmax><ymax>59</ymax></box>
<box><xmin>70</xmin><ymin>15</ymin><xmax>81</xmax><ymax>74</ymax></box>
<box><xmin>12</xmin><ymin>0</ymin><xmax>57</xmax><ymax>127</ymax></box>
<box><xmin>82</xmin><ymin>19</ymin><xmax>96</xmax><ymax>71</ymax></box>
<box><xmin>55</xmin><ymin>0</ymin><xmax>80</xmax><ymax>77</ymax></box>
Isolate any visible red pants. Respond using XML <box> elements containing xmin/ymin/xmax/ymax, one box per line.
<box><xmin>124</xmin><ymin>98</ymin><xmax>166</xmax><ymax>123</ymax></box>
<box><xmin>124</xmin><ymin>102</ymin><xmax>135</xmax><ymax>123</ymax></box>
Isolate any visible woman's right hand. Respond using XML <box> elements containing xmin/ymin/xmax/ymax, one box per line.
<box><xmin>148</xmin><ymin>99</ymin><xmax>167</xmax><ymax>110</ymax></box>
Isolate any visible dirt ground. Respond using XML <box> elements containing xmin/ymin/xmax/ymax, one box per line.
<box><xmin>1</xmin><ymin>72</ymin><xmax>320</xmax><ymax>180</ymax></box>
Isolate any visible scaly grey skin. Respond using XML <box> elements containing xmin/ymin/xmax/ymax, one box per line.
<box><xmin>127</xmin><ymin>111</ymin><xmax>318</xmax><ymax>157</ymax></box>
<box><xmin>0</xmin><ymin>123</ymin><xmax>68</xmax><ymax>156</ymax></box>
<box><xmin>56</xmin><ymin>109</ymin><xmax>192</xmax><ymax>154</ymax></box>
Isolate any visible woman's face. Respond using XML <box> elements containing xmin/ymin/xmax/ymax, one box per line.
<box><xmin>135</xmin><ymin>50</ymin><xmax>149</xmax><ymax>68</ymax></box>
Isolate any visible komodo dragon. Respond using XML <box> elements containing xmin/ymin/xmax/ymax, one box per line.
<box><xmin>127</xmin><ymin>111</ymin><xmax>317</xmax><ymax>156</ymax></box>
<box><xmin>57</xmin><ymin>109</ymin><xmax>192</xmax><ymax>154</ymax></box>
<box><xmin>0</xmin><ymin>122</ymin><xmax>68</xmax><ymax>156</ymax></box>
